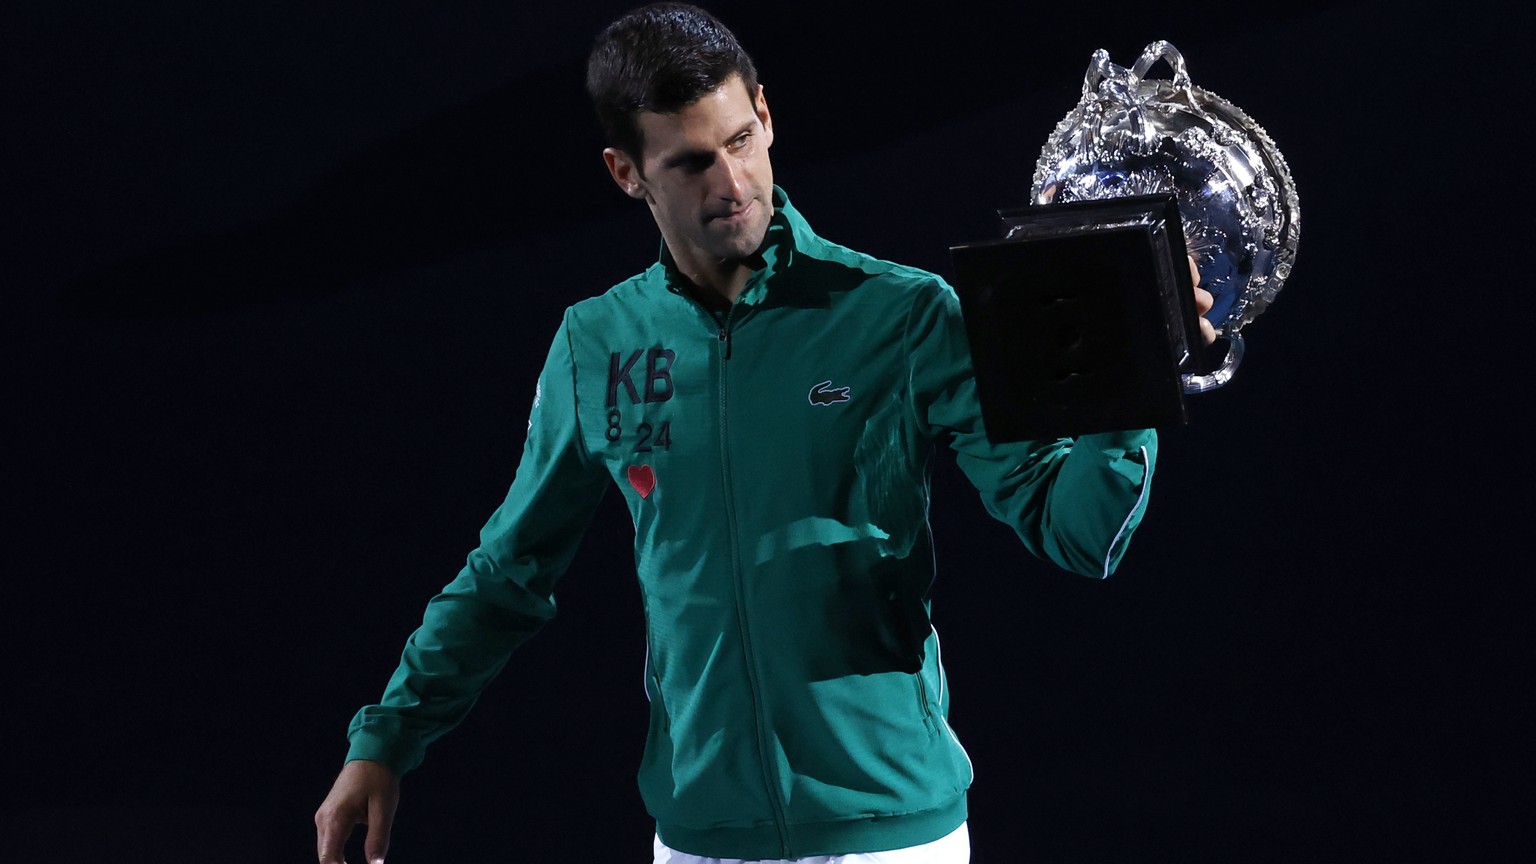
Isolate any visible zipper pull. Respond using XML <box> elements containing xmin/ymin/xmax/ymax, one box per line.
<box><xmin>718</xmin><ymin>325</ymin><xmax>732</xmax><ymax>360</ymax></box>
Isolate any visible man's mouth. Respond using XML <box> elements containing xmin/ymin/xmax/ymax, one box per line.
<box><xmin>710</xmin><ymin>200</ymin><xmax>754</xmax><ymax>224</ymax></box>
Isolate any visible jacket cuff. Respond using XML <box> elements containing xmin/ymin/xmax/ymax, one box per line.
<box><xmin>346</xmin><ymin>712</ymin><xmax>427</xmax><ymax>776</ymax></box>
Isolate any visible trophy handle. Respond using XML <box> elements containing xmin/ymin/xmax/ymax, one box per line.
<box><xmin>1181</xmin><ymin>332</ymin><xmax>1244</xmax><ymax>393</ymax></box>
<box><xmin>1083</xmin><ymin>42</ymin><xmax>1195</xmax><ymax>96</ymax></box>
<box><xmin>1130</xmin><ymin>41</ymin><xmax>1194</xmax><ymax>93</ymax></box>
<box><xmin>1081</xmin><ymin>49</ymin><xmax>1112</xmax><ymax>97</ymax></box>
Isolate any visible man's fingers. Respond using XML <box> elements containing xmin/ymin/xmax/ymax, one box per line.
<box><xmin>363</xmin><ymin>788</ymin><xmax>399</xmax><ymax>864</ymax></box>
<box><xmin>1194</xmin><ymin>285</ymin><xmax>1213</xmax><ymax>316</ymax></box>
<box><xmin>1187</xmin><ymin>256</ymin><xmax>1217</xmax><ymax>343</ymax></box>
<box><xmin>315</xmin><ymin>804</ymin><xmax>356</xmax><ymax>864</ymax></box>
<box><xmin>1194</xmin><ymin>285</ymin><xmax>1218</xmax><ymax>345</ymax></box>
<box><xmin>316</xmin><ymin>761</ymin><xmax>400</xmax><ymax>864</ymax></box>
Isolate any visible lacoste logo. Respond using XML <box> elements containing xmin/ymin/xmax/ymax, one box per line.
<box><xmin>808</xmin><ymin>380</ymin><xmax>851</xmax><ymax>406</ymax></box>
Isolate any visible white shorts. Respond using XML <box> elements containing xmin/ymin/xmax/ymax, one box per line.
<box><xmin>653</xmin><ymin>821</ymin><xmax>969</xmax><ymax>864</ymax></box>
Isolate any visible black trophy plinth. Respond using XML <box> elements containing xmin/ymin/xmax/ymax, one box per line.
<box><xmin>949</xmin><ymin>193</ymin><xmax>1207</xmax><ymax>442</ymax></box>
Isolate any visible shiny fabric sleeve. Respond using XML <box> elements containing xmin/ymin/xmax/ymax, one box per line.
<box><xmin>905</xmin><ymin>278</ymin><xmax>1157</xmax><ymax>579</ymax></box>
<box><xmin>345</xmin><ymin>312</ymin><xmax>611</xmax><ymax>774</ymax></box>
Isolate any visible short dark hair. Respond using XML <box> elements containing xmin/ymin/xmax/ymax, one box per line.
<box><xmin>586</xmin><ymin>3</ymin><xmax>759</xmax><ymax>164</ymax></box>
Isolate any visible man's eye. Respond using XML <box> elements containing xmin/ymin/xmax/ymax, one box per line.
<box><xmin>729</xmin><ymin>133</ymin><xmax>752</xmax><ymax>150</ymax></box>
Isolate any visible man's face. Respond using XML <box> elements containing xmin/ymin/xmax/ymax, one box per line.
<box><xmin>605</xmin><ymin>75</ymin><xmax>775</xmax><ymax>275</ymax></box>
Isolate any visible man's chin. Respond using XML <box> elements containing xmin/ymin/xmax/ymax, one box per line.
<box><xmin>709</xmin><ymin>221</ymin><xmax>771</xmax><ymax>260</ymax></box>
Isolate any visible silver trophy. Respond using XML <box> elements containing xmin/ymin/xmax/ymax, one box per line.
<box><xmin>1032</xmin><ymin>41</ymin><xmax>1300</xmax><ymax>392</ymax></box>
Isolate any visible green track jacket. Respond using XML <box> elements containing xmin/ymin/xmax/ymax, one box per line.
<box><xmin>346</xmin><ymin>187</ymin><xmax>1158</xmax><ymax>859</ymax></box>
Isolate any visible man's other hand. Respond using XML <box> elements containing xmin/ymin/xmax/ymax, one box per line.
<box><xmin>1190</xmin><ymin>255</ymin><xmax>1217</xmax><ymax>345</ymax></box>
<box><xmin>315</xmin><ymin>759</ymin><xmax>400</xmax><ymax>864</ymax></box>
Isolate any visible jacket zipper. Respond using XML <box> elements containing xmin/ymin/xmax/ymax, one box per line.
<box><xmin>671</xmin><ymin>283</ymin><xmax>786</xmax><ymax>850</ymax></box>
<box><xmin>715</xmin><ymin>304</ymin><xmax>791</xmax><ymax>855</ymax></box>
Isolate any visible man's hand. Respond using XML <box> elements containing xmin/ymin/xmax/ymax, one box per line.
<box><xmin>315</xmin><ymin>760</ymin><xmax>400</xmax><ymax>864</ymax></box>
<box><xmin>1190</xmin><ymin>255</ymin><xmax>1217</xmax><ymax>345</ymax></box>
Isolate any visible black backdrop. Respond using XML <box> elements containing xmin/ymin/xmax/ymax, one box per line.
<box><xmin>4</xmin><ymin>2</ymin><xmax>1524</xmax><ymax>861</ymax></box>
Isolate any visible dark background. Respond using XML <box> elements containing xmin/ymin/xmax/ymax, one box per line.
<box><xmin>4</xmin><ymin>2</ymin><xmax>1524</xmax><ymax>862</ymax></box>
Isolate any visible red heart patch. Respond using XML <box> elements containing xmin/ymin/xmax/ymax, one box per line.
<box><xmin>627</xmin><ymin>464</ymin><xmax>656</xmax><ymax>499</ymax></box>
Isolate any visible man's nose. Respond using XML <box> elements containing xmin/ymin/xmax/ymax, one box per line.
<box><xmin>710</xmin><ymin>153</ymin><xmax>747</xmax><ymax>201</ymax></box>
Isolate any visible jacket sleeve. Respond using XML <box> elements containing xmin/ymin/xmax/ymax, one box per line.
<box><xmin>345</xmin><ymin>311</ymin><xmax>611</xmax><ymax>774</ymax></box>
<box><xmin>906</xmin><ymin>278</ymin><xmax>1157</xmax><ymax>579</ymax></box>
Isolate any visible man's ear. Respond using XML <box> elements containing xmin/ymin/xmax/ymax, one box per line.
<box><xmin>603</xmin><ymin>148</ymin><xmax>647</xmax><ymax>200</ymax></box>
<box><xmin>753</xmin><ymin>84</ymin><xmax>774</xmax><ymax>148</ymax></box>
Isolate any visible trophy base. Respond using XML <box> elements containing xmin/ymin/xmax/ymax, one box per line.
<box><xmin>950</xmin><ymin>194</ymin><xmax>1205</xmax><ymax>441</ymax></box>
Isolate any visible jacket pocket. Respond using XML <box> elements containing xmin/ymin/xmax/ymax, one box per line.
<box><xmin>644</xmin><ymin>640</ymin><xmax>670</xmax><ymax>734</ymax></box>
<box><xmin>650</xmin><ymin>673</ymin><xmax>670</xmax><ymax>734</ymax></box>
<box><xmin>914</xmin><ymin>673</ymin><xmax>939</xmax><ymax>735</ymax></box>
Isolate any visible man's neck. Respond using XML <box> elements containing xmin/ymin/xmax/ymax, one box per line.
<box><xmin>678</xmin><ymin>258</ymin><xmax>753</xmax><ymax>313</ymax></box>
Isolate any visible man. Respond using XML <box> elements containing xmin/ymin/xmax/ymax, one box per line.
<box><xmin>315</xmin><ymin>5</ymin><xmax>1214</xmax><ymax>863</ymax></box>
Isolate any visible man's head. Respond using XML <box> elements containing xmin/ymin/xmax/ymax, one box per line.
<box><xmin>587</xmin><ymin>3</ymin><xmax>759</xmax><ymax>165</ymax></box>
<box><xmin>588</xmin><ymin>4</ymin><xmax>775</xmax><ymax>283</ymax></box>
